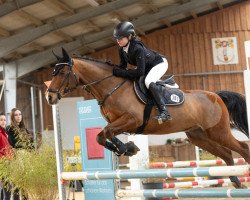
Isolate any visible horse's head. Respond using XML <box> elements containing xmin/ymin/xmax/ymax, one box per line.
<box><xmin>45</xmin><ymin>48</ymin><xmax>79</xmax><ymax>105</ymax></box>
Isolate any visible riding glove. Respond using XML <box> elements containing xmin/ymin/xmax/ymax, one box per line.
<box><xmin>113</xmin><ymin>67</ymin><xmax>125</xmax><ymax>76</ymax></box>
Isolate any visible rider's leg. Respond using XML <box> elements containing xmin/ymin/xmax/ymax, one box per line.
<box><xmin>149</xmin><ymin>82</ymin><xmax>172</xmax><ymax>121</ymax></box>
<box><xmin>145</xmin><ymin>58</ymin><xmax>172</xmax><ymax>121</ymax></box>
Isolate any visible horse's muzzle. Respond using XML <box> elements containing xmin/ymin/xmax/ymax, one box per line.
<box><xmin>46</xmin><ymin>92</ymin><xmax>59</xmax><ymax>105</ymax></box>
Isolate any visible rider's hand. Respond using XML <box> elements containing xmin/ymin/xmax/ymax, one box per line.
<box><xmin>113</xmin><ymin>67</ymin><xmax>122</xmax><ymax>76</ymax></box>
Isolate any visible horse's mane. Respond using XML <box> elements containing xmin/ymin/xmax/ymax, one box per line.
<box><xmin>73</xmin><ymin>55</ymin><xmax>118</xmax><ymax>67</ymax></box>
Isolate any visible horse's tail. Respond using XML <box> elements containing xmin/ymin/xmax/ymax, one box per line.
<box><xmin>216</xmin><ymin>90</ymin><xmax>249</xmax><ymax>137</ymax></box>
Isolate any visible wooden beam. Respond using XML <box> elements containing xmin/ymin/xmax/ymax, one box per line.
<box><xmin>85</xmin><ymin>0</ymin><xmax>99</xmax><ymax>7</ymax></box>
<box><xmin>49</xmin><ymin>0</ymin><xmax>75</xmax><ymax>15</ymax></box>
<box><xmin>0</xmin><ymin>0</ymin><xmax>6</xmax><ymax>4</ymax></box>
<box><xmin>108</xmin><ymin>38</ymin><xmax>117</xmax><ymax>45</ymax></box>
<box><xmin>99</xmin><ymin>0</ymin><xmax>107</xmax><ymax>4</ymax></box>
<box><xmin>0</xmin><ymin>0</ymin><xmax>142</xmax><ymax>58</ymax></box>
<box><xmin>161</xmin><ymin>19</ymin><xmax>171</xmax><ymax>27</ymax></box>
<box><xmin>190</xmin><ymin>11</ymin><xmax>198</xmax><ymax>19</ymax></box>
<box><xmin>10</xmin><ymin>52</ymin><xmax>23</xmax><ymax>59</ymax></box>
<box><xmin>143</xmin><ymin>0</ymin><xmax>158</xmax><ymax>13</ymax></box>
<box><xmin>27</xmin><ymin>42</ymin><xmax>45</xmax><ymax>51</ymax></box>
<box><xmin>85</xmin><ymin>21</ymin><xmax>102</xmax><ymax>32</ymax></box>
<box><xmin>216</xmin><ymin>1</ymin><xmax>223</xmax><ymax>9</ymax></box>
<box><xmin>77</xmin><ymin>45</ymin><xmax>95</xmax><ymax>54</ymax></box>
<box><xmin>181</xmin><ymin>0</ymin><xmax>191</xmax><ymax>3</ymax></box>
<box><xmin>111</xmin><ymin>17</ymin><xmax>121</xmax><ymax>24</ymax></box>
<box><xmin>17</xmin><ymin>10</ymin><xmax>43</xmax><ymax>26</ymax></box>
<box><xmin>112</xmin><ymin>12</ymin><xmax>130</xmax><ymax>21</ymax></box>
<box><xmin>136</xmin><ymin>28</ymin><xmax>145</xmax><ymax>36</ymax></box>
<box><xmin>53</xmin><ymin>30</ymin><xmax>73</xmax><ymax>42</ymax></box>
<box><xmin>0</xmin><ymin>26</ymin><xmax>10</xmax><ymax>37</ymax></box>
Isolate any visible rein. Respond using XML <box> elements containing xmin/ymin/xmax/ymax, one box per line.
<box><xmin>82</xmin><ymin>75</ymin><xmax>127</xmax><ymax>106</ymax></box>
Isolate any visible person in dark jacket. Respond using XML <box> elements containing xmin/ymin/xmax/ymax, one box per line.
<box><xmin>5</xmin><ymin>108</ymin><xmax>33</xmax><ymax>200</ymax></box>
<box><xmin>6</xmin><ymin>108</ymin><xmax>33</xmax><ymax>150</ymax></box>
<box><xmin>112</xmin><ymin>21</ymin><xmax>172</xmax><ymax>122</ymax></box>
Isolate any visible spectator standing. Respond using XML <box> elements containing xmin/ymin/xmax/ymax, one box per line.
<box><xmin>0</xmin><ymin>112</ymin><xmax>12</xmax><ymax>200</ymax></box>
<box><xmin>6</xmin><ymin>108</ymin><xmax>33</xmax><ymax>150</ymax></box>
<box><xmin>0</xmin><ymin>113</ymin><xmax>10</xmax><ymax>157</ymax></box>
<box><xmin>5</xmin><ymin>108</ymin><xmax>33</xmax><ymax>200</ymax></box>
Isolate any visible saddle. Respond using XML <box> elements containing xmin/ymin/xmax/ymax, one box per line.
<box><xmin>134</xmin><ymin>75</ymin><xmax>185</xmax><ymax>106</ymax></box>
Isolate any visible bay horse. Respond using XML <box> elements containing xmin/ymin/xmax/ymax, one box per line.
<box><xmin>46</xmin><ymin>48</ymin><xmax>249</xmax><ymax>188</ymax></box>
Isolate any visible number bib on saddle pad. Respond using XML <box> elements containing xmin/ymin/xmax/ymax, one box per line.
<box><xmin>134</xmin><ymin>76</ymin><xmax>185</xmax><ymax>106</ymax></box>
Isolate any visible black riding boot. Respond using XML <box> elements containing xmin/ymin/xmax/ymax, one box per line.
<box><xmin>149</xmin><ymin>83</ymin><xmax>172</xmax><ymax>122</ymax></box>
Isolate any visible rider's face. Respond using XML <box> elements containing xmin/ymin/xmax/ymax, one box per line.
<box><xmin>116</xmin><ymin>37</ymin><xmax>129</xmax><ymax>47</ymax></box>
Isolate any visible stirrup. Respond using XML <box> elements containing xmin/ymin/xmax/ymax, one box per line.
<box><xmin>154</xmin><ymin>113</ymin><xmax>172</xmax><ymax>124</ymax></box>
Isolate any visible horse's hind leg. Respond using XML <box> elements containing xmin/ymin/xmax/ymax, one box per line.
<box><xmin>206</xmin><ymin>125</ymin><xmax>250</xmax><ymax>164</ymax></box>
<box><xmin>186</xmin><ymin>128</ymin><xmax>244</xmax><ymax>188</ymax></box>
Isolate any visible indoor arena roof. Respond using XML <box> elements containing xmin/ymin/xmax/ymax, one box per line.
<box><xmin>0</xmin><ymin>0</ymin><xmax>247</xmax><ymax>77</ymax></box>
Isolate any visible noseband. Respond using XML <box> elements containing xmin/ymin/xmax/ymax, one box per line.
<box><xmin>47</xmin><ymin>61</ymin><xmax>78</xmax><ymax>100</ymax></box>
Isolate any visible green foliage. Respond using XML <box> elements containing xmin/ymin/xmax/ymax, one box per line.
<box><xmin>63</xmin><ymin>150</ymin><xmax>82</xmax><ymax>172</ymax></box>
<box><xmin>0</xmin><ymin>145</ymin><xmax>58</xmax><ymax>200</ymax></box>
<box><xmin>12</xmin><ymin>126</ymin><xmax>34</xmax><ymax>149</ymax></box>
<box><xmin>200</xmin><ymin>150</ymin><xmax>218</xmax><ymax>160</ymax></box>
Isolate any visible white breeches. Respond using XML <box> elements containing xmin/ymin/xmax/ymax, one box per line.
<box><xmin>145</xmin><ymin>58</ymin><xmax>168</xmax><ymax>89</ymax></box>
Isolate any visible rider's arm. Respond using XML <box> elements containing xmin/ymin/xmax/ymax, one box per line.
<box><xmin>113</xmin><ymin>46</ymin><xmax>145</xmax><ymax>80</ymax></box>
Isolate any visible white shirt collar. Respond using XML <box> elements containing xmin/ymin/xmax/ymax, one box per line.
<box><xmin>123</xmin><ymin>42</ymin><xmax>130</xmax><ymax>53</ymax></box>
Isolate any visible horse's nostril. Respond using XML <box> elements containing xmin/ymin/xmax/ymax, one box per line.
<box><xmin>48</xmin><ymin>95</ymin><xmax>52</xmax><ymax>101</ymax></box>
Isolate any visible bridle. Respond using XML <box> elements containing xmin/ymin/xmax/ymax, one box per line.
<box><xmin>47</xmin><ymin>61</ymin><xmax>78</xmax><ymax>100</ymax></box>
<box><xmin>48</xmin><ymin>59</ymin><xmax>127</xmax><ymax>106</ymax></box>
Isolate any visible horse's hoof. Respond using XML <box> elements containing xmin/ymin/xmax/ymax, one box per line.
<box><xmin>239</xmin><ymin>183</ymin><xmax>247</xmax><ymax>189</ymax></box>
<box><xmin>230</xmin><ymin>176</ymin><xmax>243</xmax><ymax>189</ymax></box>
<box><xmin>232</xmin><ymin>182</ymin><xmax>247</xmax><ymax>189</ymax></box>
<box><xmin>114</xmin><ymin>152</ymin><xmax>123</xmax><ymax>157</ymax></box>
<box><xmin>124</xmin><ymin>141</ymin><xmax>140</xmax><ymax>157</ymax></box>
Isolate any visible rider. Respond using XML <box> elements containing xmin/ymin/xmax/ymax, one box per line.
<box><xmin>112</xmin><ymin>21</ymin><xmax>172</xmax><ymax>122</ymax></box>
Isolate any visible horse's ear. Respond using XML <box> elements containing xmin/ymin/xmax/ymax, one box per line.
<box><xmin>62</xmin><ymin>48</ymin><xmax>70</xmax><ymax>62</ymax></box>
<box><xmin>52</xmin><ymin>50</ymin><xmax>62</xmax><ymax>61</ymax></box>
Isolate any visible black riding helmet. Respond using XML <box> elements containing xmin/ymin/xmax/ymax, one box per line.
<box><xmin>113</xmin><ymin>21</ymin><xmax>135</xmax><ymax>39</ymax></box>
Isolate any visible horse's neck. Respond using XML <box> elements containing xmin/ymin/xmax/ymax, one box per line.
<box><xmin>74</xmin><ymin>59</ymin><xmax>116</xmax><ymax>100</ymax></box>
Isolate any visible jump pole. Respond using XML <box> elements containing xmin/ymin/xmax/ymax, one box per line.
<box><xmin>117</xmin><ymin>189</ymin><xmax>250</xmax><ymax>198</ymax></box>
<box><xmin>149</xmin><ymin>158</ymin><xmax>246</xmax><ymax>168</ymax></box>
<box><xmin>61</xmin><ymin>165</ymin><xmax>250</xmax><ymax>180</ymax></box>
<box><xmin>163</xmin><ymin>176</ymin><xmax>250</xmax><ymax>189</ymax></box>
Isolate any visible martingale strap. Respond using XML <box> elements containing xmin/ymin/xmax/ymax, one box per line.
<box><xmin>98</xmin><ymin>80</ymin><xmax>127</xmax><ymax>106</ymax></box>
<box><xmin>136</xmin><ymin>100</ymin><xmax>154</xmax><ymax>134</ymax></box>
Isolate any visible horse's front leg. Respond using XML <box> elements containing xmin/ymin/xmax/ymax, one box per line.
<box><xmin>96</xmin><ymin>113</ymin><xmax>140</xmax><ymax>156</ymax></box>
<box><xmin>96</xmin><ymin>130</ymin><xmax>122</xmax><ymax>155</ymax></box>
